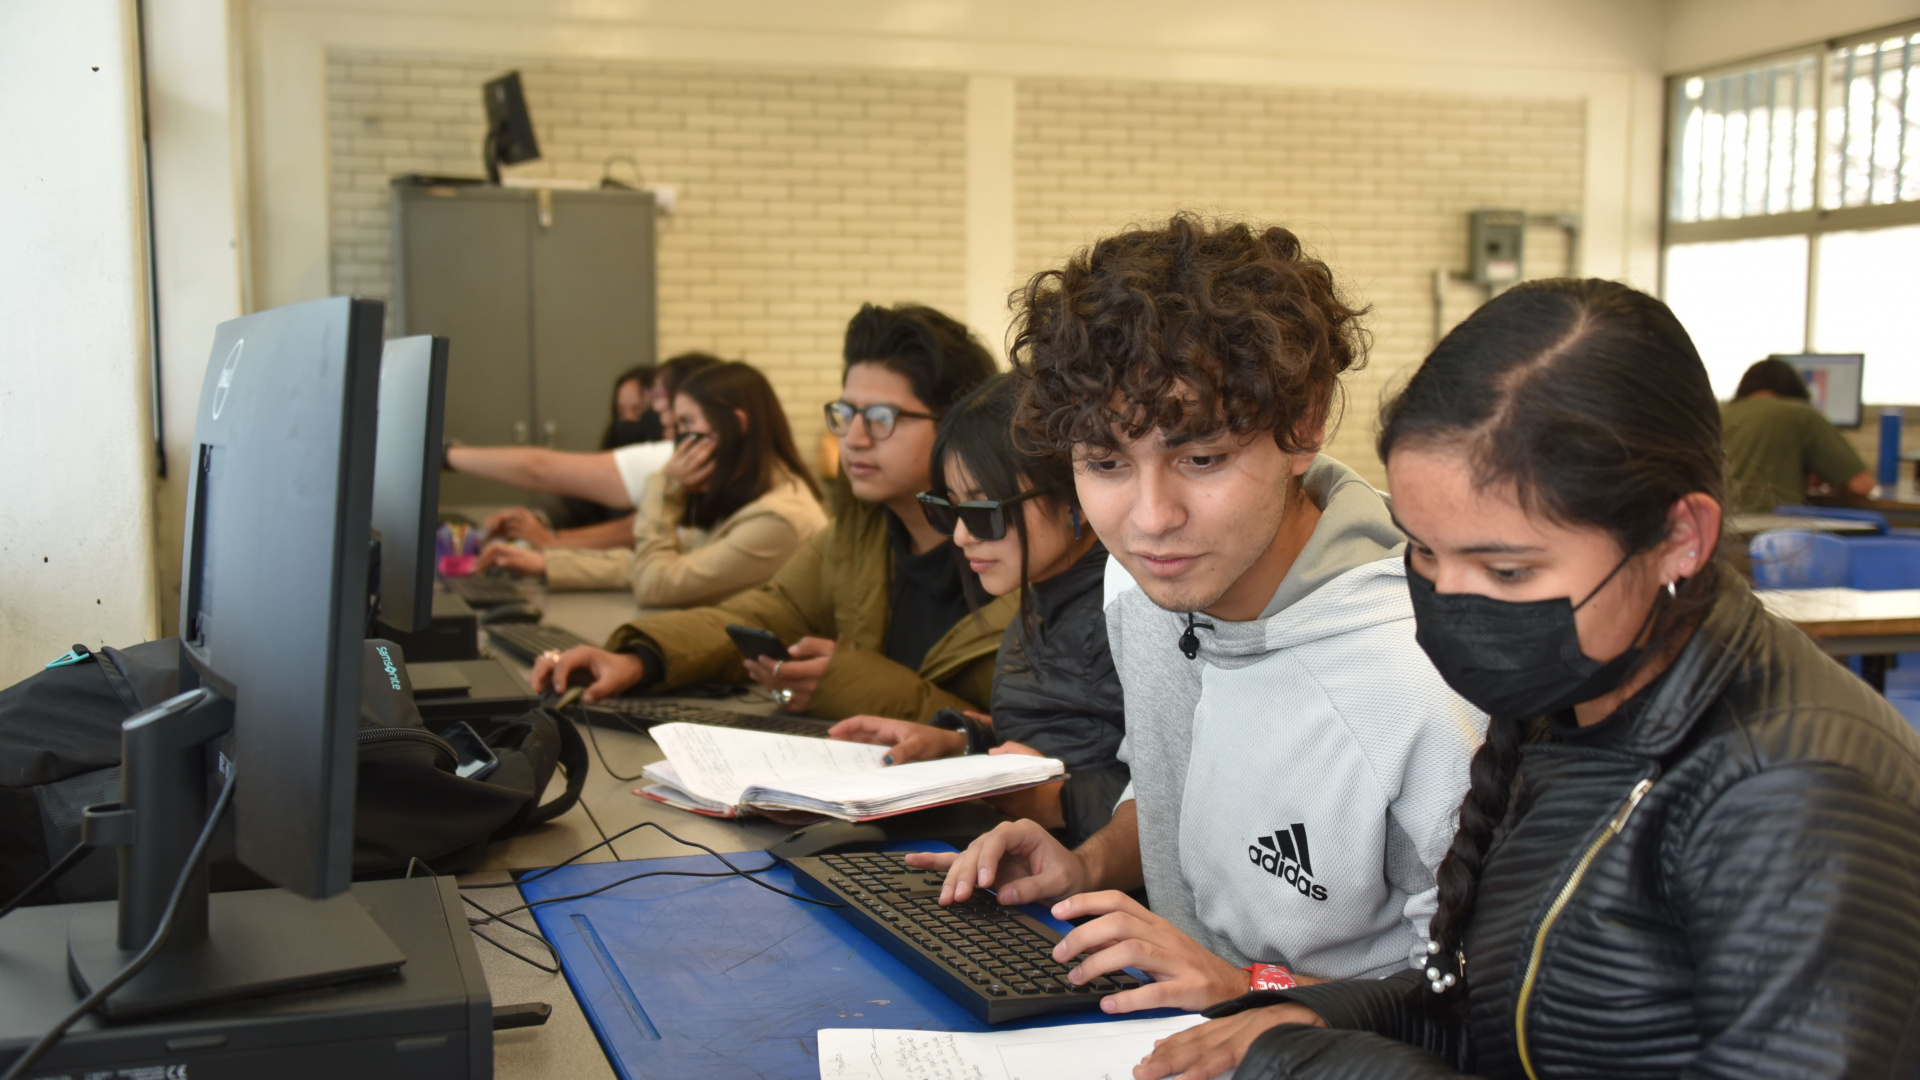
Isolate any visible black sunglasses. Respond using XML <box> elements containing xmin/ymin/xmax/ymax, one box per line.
<box><xmin>917</xmin><ymin>489</ymin><xmax>1045</xmax><ymax>541</ymax></box>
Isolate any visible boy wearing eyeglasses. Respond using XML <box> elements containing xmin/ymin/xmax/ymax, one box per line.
<box><xmin>532</xmin><ymin>303</ymin><xmax>1012</xmax><ymax>723</ymax></box>
<box><xmin>911</xmin><ymin>217</ymin><xmax>1487</xmax><ymax>1017</ymax></box>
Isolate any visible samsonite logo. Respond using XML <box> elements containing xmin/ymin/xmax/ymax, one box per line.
<box><xmin>1249</xmin><ymin>823</ymin><xmax>1327</xmax><ymax>902</ymax></box>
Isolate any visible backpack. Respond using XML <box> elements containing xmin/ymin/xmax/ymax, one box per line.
<box><xmin>0</xmin><ymin>637</ymin><xmax>586</xmax><ymax>905</ymax></box>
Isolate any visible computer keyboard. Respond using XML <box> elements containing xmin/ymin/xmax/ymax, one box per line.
<box><xmin>485</xmin><ymin>622</ymin><xmax>592</xmax><ymax>663</ymax></box>
<box><xmin>584</xmin><ymin>698</ymin><xmax>833</xmax><ymax>738</ymax></box>
<box><xmin>785</xmin><ymin>852</ymin><xmax>1143</xmax><ymax>1023</ymax></box>
<box><xmin>446</xmin><ymin>574</ymin><xmax>529</xmax><ymax>607</ymax></box>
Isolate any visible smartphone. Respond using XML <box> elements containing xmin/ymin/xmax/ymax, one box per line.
<box><xmin>441</xmin><ymin>721</ymin><xmax>500</xmax><ymax>781</ymax></box>
<box><xmin>725</xmin><ymin>623</ymin><xmax>791</xmax><ymax>663</ymax></box>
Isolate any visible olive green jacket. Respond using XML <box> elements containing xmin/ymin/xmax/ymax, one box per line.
<box><xmin>606</xmin><ymin>497</ymin><xmax>1016</xmax><ymax>722</ymax></box>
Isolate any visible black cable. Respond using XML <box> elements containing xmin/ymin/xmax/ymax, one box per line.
<box><xmin>406</xmin><ymin>857</ymin><xmax>563</xmax><ymax>975</ymax></box>
<box><xmin>574</xmin><ymin>700</ymin><xmax>649</xmax><ymax>781</ymax></box>
<box><xmin>469</xmin><ymin>925</ymin><xmax>561</xmax><ymax>974</ymax></box>
<box><xmin>1</xmin><ymin>770</ymin><xmax>237</xmax><ymax>1080</ymax></box>
<box><xmin>0</xmin><ymin>841</ymin><xmax>92</xmax><ymax>921</ymax></box>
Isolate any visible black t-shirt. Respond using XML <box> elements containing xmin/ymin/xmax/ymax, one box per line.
<box><xmin>881</xmin><ymin>512</ymin><xmax>973</xmax><ymax>672</ymax></box>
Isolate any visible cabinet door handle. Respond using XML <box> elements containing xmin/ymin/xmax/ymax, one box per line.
<box><xmin>513</xmin><ymin>420</ymin><xmax>529</xmax><ymax>445</ymax></box>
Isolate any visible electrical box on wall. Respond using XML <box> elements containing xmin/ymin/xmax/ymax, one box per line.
<box><xmin>1468</xmin><ymin>209</ymin><xmax>1526</xmax><ymax>286</ymax></box>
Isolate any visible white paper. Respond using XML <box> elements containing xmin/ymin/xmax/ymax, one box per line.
<box><xmin>748</xmin><ymin>753</ymin><xmax>1064</xmax><ymax>818</ymax></box>
<box><xmin>648</xmin><ymin>723</ymin><xmax>891</xmax><ymax>808</ymax></box>
<box><xmin>818</xmin><ymin>1015</ymin><xmax>1228</xmax><ymax>1080</ymax></box>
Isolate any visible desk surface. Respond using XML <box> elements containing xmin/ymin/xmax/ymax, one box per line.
<box><xmin>1758</xmin><ymin>588</ymin><xmax>1920</xmax><ymax>659</ymax></box>
<box><xmin>461</xmin><ymin>587</ymin><xmax>797</xmax><ymax>1080</ymax></box>
<box><xmin>1727</xmin><ymin>513</ymin><xmax>1881</xmax><ymax>536</ymax></box>
<box><xmin>461</xmin><ymin>589</ymin><xmax>1031</xmax><ymax>1079</ymax></box>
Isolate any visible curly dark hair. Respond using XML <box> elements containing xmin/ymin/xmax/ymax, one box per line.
<box><xmin>1009</xmin><ymin>214</ymin><xmax>1369</xmax><ymax>458</ymax></box>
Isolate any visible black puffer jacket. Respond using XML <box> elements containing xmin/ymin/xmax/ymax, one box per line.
<box><xmin>1214</xmin><ymin>575</ymin><xmax>1920</xmax><ymax>1080</ymax></box>
<box><xmin>991</xmin><ymin>543</ymin><xmax>1127</xmax><ymax>846</ymax></box>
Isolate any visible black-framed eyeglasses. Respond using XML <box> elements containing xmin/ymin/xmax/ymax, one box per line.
<box><xmin>917</xmin><ymin>489</ymin><xmax>1045</xmax><ymax>541</ymax></box>
<box><xmin>824</xmin><ymin>400</ymin><xmax>938</xmax><ymax>441</ymax></box>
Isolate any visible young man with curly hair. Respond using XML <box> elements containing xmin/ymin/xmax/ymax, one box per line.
<box><xmin>910</xmin><ymin>216</ymin><xmax>1486</xmax><ymax>1015</ymax></box>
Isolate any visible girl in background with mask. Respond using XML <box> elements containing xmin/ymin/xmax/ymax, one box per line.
<box><xmin>1139</xmin><ymin>279</ymin><xmax>1920</xmax><ymax>1080</ymax></box>
<box><xmin>483</xmin><ymin>361</ymin><xmax>828</xmax><ymax>606</ymax></box>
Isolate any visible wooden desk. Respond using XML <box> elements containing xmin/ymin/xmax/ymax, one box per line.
<box><xmin>1758</xmin><ymin>587</ymin><xmax>1920</xmax><ymax>691</ymax></box>
<box><xmin>1811</xmin><ymin>478</ymin><xmax>1920</xmax><ymax>527</ymax></box>
<box><xmin>1727</xmin><ymin>513</ymin><xmax>1880</xmax><ymax>536</ymax></box>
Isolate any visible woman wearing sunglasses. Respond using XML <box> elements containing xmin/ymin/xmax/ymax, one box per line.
<box><xmin>532</xmin><ymin>303</ymin><xmax>1012</xmax><ymax>723</ymax></box>
<box><xmin>830</xmin><ymin>375</ymin><xmax>1128</xmax><ymax>844</ymax></box>
<box><xmin>1136</xmin><ymin>279</ymin><xmax>1920</xmax><ymax>1080</ymax></box>
<box><xmin>481</xmin><ymin>362</ymin><xmax>828</xmax><ymax>607</ymax></box>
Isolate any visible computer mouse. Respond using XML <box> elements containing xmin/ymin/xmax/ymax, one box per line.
<box><xmin>766</xmin><ymin>820</ymin><xmax>890</xmax><ymax>862</ymax></box>
<box><xmin>478</xmin><ymin>601</ymin><xmax>543</xmax><ymax>626</ymax></box>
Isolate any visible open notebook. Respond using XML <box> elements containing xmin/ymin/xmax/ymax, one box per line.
<box><xmin>637</xmin><ymin>722</ymin><xmax>1065</xmax><ymax>821</ymax></box>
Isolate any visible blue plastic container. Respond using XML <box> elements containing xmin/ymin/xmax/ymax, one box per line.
<box><xmin>1880</xmin><ymin>407</ymin><xmax>1903</xmax><ymax>487</ymax></box>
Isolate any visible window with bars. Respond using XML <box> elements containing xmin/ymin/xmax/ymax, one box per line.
<box><xmin>1825</xmin><ymin>31</ymin><xmax>1920</xmax><ymax>209</ymax></box>
<box><xmin>1664</xmin><ymin>21</ymin><xmax>1920</xmax><ymax>407</ymax></box>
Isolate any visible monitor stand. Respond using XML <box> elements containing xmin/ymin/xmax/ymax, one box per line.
<box><xmin>65</xmin><ymin>687</ymin><xmax>405</xmax><ymax>1021</ymax></box>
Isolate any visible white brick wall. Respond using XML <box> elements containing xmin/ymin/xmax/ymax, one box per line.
<box><xmin>327</xmin><ymin>52</ymin><xmax>967</xmax><ymax>454</ymax></box>
<box><xmin>1013</xmin><ymin>80</ymin><xmax>1585</xmax><ymax>486</ymax></box>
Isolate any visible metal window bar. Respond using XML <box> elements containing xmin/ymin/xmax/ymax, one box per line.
<box><xmin>1899</xmin><ymin>34</ymin><xmax>1912</xmax><ymax>201</ymax></box>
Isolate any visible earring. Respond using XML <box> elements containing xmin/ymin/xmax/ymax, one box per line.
<box><xmin>1070</xmin><ymin>506</ymin><xmax>1082</xmax><ymax>541</ymax></box>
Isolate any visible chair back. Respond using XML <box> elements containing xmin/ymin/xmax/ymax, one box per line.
<box><xmin>1843</xmin><ymin>535</ymin><xmax>1920</xmax><ymax>591</ymax></box>
<box><xmin>1749</xmin><ymin>529</ymin><xmax>1850</xmax><ymax>589</ymax></box>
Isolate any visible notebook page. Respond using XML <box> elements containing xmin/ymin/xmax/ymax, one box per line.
<box><xmin>649</xmin><ymin>722</ymin><xmax>889</xmax><ymax>809</ymax></box>
<box><xmin>746</xmin><ymin>754</ymin><xmax>1061</xmax><ymax>812</ymax></box>
<box><xmin>817</xmin><ymin>1014</ymin><xmax>1223</xmax><ymax>1080</ymax></box>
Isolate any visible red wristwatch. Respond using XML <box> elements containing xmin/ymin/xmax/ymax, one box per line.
<box><xmin>1246</xmin><ymin>963</ymin><xmax>1298</xmax><ymax>991</ymax></box>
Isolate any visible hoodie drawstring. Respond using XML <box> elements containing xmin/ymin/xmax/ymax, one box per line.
<box><xmin>1178</xmin><ymin>612</ymin><xmax>1213</xmax><ymax>660</ymax></box>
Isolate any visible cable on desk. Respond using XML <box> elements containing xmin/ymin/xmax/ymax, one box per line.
<box><xmin>407</xmin><ymin>858</ymin><xmax>562</xmax><ymax>975</ymax></box>
<box><xmin>570</xmin><ymin>698</ymin><xmax>650</xmax><ymax>782</ymax></box>
<box><xmin>0</xmin><ymin>840</ymin><xmax>92</xmax><ymax>922</ymax></box>
<box><xmin>462</xmin><ymin>820</ymin><xmax>844</xmax><ymax>923</ymax></box>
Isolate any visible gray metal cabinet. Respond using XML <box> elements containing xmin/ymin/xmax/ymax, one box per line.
<box><xmin>390</xmin><ymin>180</ymin><xmax>656</xmax><ymax>505</ymax></box>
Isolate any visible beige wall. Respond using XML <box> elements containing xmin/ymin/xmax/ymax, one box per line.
<box><xmin>1</xmin><ymin>0</ymin><xmax>161</xmax><ymax>683</ymax></box>
<box><xmin>328</xmin><ymin>53</ymin><xmax>968</xmax><ymax>455</ymax></box>
<box><xmin>244</xmin><ymin>0</ymin><xmax>1668</xmax><ymax>479</ymax></box>
<box><xmin>1013</xmin><ymin>80</ymin><xmax>1585</xmax><ymax>482</ymax></box>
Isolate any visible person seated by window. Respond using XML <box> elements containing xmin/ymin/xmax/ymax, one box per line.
<box><xmin>446</xmin><ymin>352</ymin><xmax>721</xmax><ymax>548</ymax></box>
<box><xmin>1138</xmin><ymin>280</ymin><xmax>1920</xmax><ymax>1080</ymax></box>
<box><xmin>478</xmin><ymin>361</ymin><xmax>829</xmax><ymax>607</ymax></box>
<box><xmin>828</xmin><ymin>375</ymin><xmax>1125</xmax><ymax>846</ymax></box>
<box><xmin>528</xmin><ymin>303</ymin><xmax>1007</xmax><ymax>722</ymax></box>
<box><xmin>1721</xmin><ymin>357</ymin><xmax>1871</xmax><ymax>513</ymax></box>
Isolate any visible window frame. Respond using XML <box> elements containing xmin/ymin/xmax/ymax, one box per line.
<box><xmin>1663</xmin><ymin>19</ymin><xmax>1920</xmax><ymax>353</ymax></box>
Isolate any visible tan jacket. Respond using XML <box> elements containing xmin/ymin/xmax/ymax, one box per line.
<box><xmin>544</xmin><ymin>469</ymin><xmax>827</xmax><ymax>607</ymax></box>
<box><xmin>606</xmin><ymin>495</ymin><xmax>1016</xmax><ymax>722</ymax></box>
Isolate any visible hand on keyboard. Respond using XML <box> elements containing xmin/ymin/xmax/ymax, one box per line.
<box><xmin>1048</xmin><ymin>890</ymin><xmax>1251</xmax><ymax>1014</ymax></box>
<box><xmin>906</xmin><ymin>819</ymin><xmax>1090</xmax><ymax>907</ymax></box>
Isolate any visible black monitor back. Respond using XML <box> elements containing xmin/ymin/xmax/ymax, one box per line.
<box><xmin>483</xmin><ymin>71</ymin><xmax>540</xmax><ymax>167</ymax></box>
<box><xmin>372</xmin><ymin>335</ymin><xmax>449</xmax><ymax>633</ymax></box>
<box><xmin>180</xmin><ymin>296</ymin><xmax>384</xmax><ymax>899</ymax></box>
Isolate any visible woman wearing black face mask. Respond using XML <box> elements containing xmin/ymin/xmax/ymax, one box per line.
<box><xmin>1137</xmin><ymin>279</ymin><xmax>1920</xmax><ymax>1080</ymax></box>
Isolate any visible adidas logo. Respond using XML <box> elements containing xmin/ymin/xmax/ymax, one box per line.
<box><xmin>1248</xmin><ymin>823</ymin><xmax>1327</xmax><ymax>902</ymax></box>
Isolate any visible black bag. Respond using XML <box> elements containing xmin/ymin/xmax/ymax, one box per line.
<box><xmin>0</xmin><ymin>638</ymin><xmax>586</xmax><ymax>905</ymax></box>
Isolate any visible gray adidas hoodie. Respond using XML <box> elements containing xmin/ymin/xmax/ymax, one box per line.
<box><xmin>1104</xmin><ymin>456</ymin><xmax>1487</xmax><ymax>980</ymax></box>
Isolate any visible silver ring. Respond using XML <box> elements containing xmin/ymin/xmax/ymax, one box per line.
<box><xmin>774</xmin><ymin>688</ymin><xmax>795</xmax><ymax>707</ymax></box>
<box><xmin>771</xmin><ymin>660</ymin><xmax>785</xmax><ymax>681</ymax></box>
<box><xmin>540</xmin><ymin>650</ymin><xmax>563</xmax><ymax>664</ymax></box>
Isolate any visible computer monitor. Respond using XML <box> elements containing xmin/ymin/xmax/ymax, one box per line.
<box><xmin>482</xmin><ymin>71</ymin><xmax>540</xmax><ymax>184</ymax></box>
<box><xmin>1774</xmin><ymin>353</ymin><xmax>1865</xmax><ymax>429</ymax></box>
<box><xmin>371</xmin><ymin>335</ymin><xmax>450</xmax><ymax>634</ymax></box>
<box><xmin>67</xmin><ymin>296</ymin><xmax>406</xmax><ymax>1019</ymax></box>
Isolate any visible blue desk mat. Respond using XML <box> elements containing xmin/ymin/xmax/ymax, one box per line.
<box><xmin>518</xmin><ymin>843</ymin><xmax>1174</xmax><ymax>1079</ymax></box>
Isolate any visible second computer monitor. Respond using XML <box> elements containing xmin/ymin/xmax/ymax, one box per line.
<box><xmin>1776</xmin><ymin>353</ymin><xmax>1865</xmax><ymax>429</ymax></box>
<box><xmin>372</xmin><ymin>334</ymin><xmax>450</xmax><ymax>633</ymax></box>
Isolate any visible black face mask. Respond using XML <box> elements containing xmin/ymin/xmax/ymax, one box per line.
<box><xmin>1404</xmin><ymin>549</ymin><xmax>1655</xmax><ymax>721</ymax></box>
<box><xmin>606</xmin><ymin>416</ymin><xmax>657</xmax><ymax>448</ymax></box>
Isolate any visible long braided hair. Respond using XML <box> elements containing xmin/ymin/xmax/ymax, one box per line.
<box><xmin>1378</xmin><ymin>279</ymin><xmax>1727</xmax><ymax>993</ymax></box>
